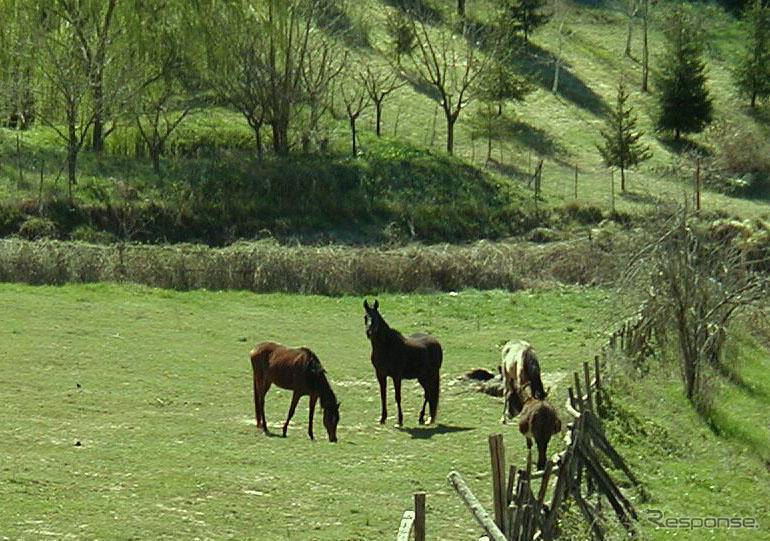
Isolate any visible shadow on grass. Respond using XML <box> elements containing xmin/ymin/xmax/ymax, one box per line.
<box><xmin>619</xmin><ymin>191</ymin><xmax>667</xmax><ymax>206</ymax></box>
<box><xmin>400</xmin><ymin>423</ymin><xmax>474</xmax><ymax>439</ymax></box>
<box><xmin>485</xmin><ymin>159</ymin><xmax>531</xmax><ymax>183</ymax></box>
<box><xmin>717</xmin><ymin>362</ymin><xmax>770</xmax><ymax>402</ymax></box>
<box><xmin>487</xmin><ymin>32</ymin><xmax>608</xmax><ymax>117</ymax></box>
<box><xmin>657</xmin><ymin>136</ymin><xmax>712</xmax><ymax>157</ymax></box>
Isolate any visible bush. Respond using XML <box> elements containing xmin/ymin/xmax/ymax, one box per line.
<box><xmin>558</xmin><ymin>201</ymin><xmax>604</xmax><ymax>225</ymax></box>
<box><xmin>705</xmin><ymin>121</ymin><xmax>770</xmax><ymax>195</ymax></box>
<box><xmin>70</xmin><ymin>225</ymin><xmax>117</xmax><ymax>244</ymax></box>
<box><xmin>18</xmin><ymin>217</ymin><xmax>59</xmax><ymax>240</ymax></box>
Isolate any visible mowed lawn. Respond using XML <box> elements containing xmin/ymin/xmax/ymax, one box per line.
<box><xmin>0</xmin><ymin>283</ymin><xmax>611</xmax><ymax>540</ymax></box>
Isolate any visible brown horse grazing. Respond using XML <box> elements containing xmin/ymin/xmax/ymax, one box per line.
<box><xmin>363</xmin><ymin>299</ymin><xmax>442</xmax><ymax>427</ymax></box>
<box><xmin>500</xmin><ymin>339</ymin><xmax>547</xmax><ymax>423</ymax></box>
<box><xmin>518</xmin><ymin>393</ymin><xmax>562</xmax><ymax>470</ymax></box>
<box><xmin>250</xmin><ymin>342</ymin><xmax>340</xmax><ymax>442</ymax></box>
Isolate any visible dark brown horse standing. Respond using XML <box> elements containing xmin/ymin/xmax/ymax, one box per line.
<box><xmin>363</xmin><ymin>299</ymin><xmax>442</xmax><ymax>426</ymax></box>
<box><xmin>250</xmin><ymin>342</ymin><xmax>340</xmax><ymax>442</ymax></box>
<box><xmin>517</xmin><ymin>392</ymin><xmax>562</xmax><ymax>470</ymax></box>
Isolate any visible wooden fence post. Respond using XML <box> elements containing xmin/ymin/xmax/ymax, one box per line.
<box><xmin>414</xmin><ymin>492</ymin><xmax>426</xmax><ymax>541</ymax></box>
<box><xmin>488</xmin><ymin>434</ymin><xmax>507</xmax><ymax>533</ymax></box>
<box><xmin>583</xmin><ymin>361</ymin><xmax>593</xmax><ymax>411</ymax></box>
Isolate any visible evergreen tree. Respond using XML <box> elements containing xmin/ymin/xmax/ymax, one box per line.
<box><xmin>501</xmin><ymin>0</ymin><xmax>551</xmax><ymax>42</ymax></box>
<box><xmin>735</xmin><ymin>1</ymin><xmax>770</xmax><ymax>108</ymax></box>
<box><xmin>474</xmin><ymin>61</ymin><xmax>531</xmax><ymax>161</ymax></box>
<box><xmin>598</xmin><ymin>80</ymin><xmax>652</xmax><ymax>192</ymax></box>
<box><xmin>655</xmin><ymin>7</ymin><xmax>713</xmax><ymax>140</ymax></box>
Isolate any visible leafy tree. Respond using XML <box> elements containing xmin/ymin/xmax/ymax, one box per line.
<box><xmin>735</xmin><ymin>1</ymin><xmax>770</xmax><ymax>108</ymax></box>
<box><xmin>500</xmin><ymin>0</ymin><xmax>551</xmax><ymax>43</ymax></box>
<box><xmin>0</xmin><ymin>0</ymin><xmax>36</xmax><ymax>129</ymax></box>
<box><xmin>35</xmin><ymin>8</ymin><xmax>96</xmax><ymax>197</ymax></box>
<box><xmin>128</xmin><ymin>3</ymin><xmax>201</xmax><ymax>172</ymax></box>
<box><xmin>597</xmin><ymin>80</ymin><xmax>651</xmax><ymax>192</ymax></box>
<box><xmin>53</xmin><ymin>0</ymin><xmax>119</xmax><ymax>152</ymax></box>
<box><xmin>655</xmin><ymin>6</ymin><xmax>713</xmax><ymax>140</ymax></box>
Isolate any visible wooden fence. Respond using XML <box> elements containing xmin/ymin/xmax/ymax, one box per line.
<box><xmin>442</xmin><ymin>359</ymin><xmax>641</xmax><ymax>541</ymax></box>
<box><xmin>396</xmin><ymin>317</ymin><xmax>649</xmax><ymax>540</ymax></box>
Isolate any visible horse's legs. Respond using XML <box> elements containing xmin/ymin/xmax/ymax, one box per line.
<box><xmin>308</xmin><ymin>394</ymin><xmax>318</xmax><ymax>440</ymax></box>
<box><xmin>259</xmin><ymin>381</ymin><xmax>271</xmax><ymax>434</ymax></box>
<box><xmin>501</xmin><ymin>388</ymin><xmax>509</xmax><ymax>424</ymax></box>
<box><xmin>282</xmin><ymin>390</ymin><xmax>301</xmax><ymax>438</ymax></box>
<box><xmin>377</xmin><ymin>374</ymin><xmax>387</xmax><ymax>424</ymax></box>
<box><xmin>418</xmin><ymin>376</ymin><xmax>428</xmax><ymax>425</ymax></box>
<box><xmin>393</xmin><ymin>377</ymin><xmax>403</xmax><ymax>427</ymax></box>
<box><xmin>427</xmin><ymin>372</ymin><xmax>439</xmax><ymax>424</ymax></box>
<box><xmin>253</xmin><ymin>371</ymin><xmax>262</xmax><ymax>430</ymax></box>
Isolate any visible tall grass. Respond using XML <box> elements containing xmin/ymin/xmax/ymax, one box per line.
<box><xmin>0</xmin><ymin>237</ymin><xmax>622</xmax><ymax>294</ymax></box>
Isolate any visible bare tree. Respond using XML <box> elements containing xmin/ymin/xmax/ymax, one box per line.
<box><xmin>624</xmin><ymin>0</ymin><xmax>639</xmax><ymax>58</ymax></box>
<box><xmin>626</xmin><ymin>208</ymin><xmax>768</xmax><ymax>410</ymax></box>
<box><xmin>338</xmin><ymin>68</ymin><xmax>371</xmax><ymax>157</ymax></box>
<box><xmin>300</xmin><ymin>37</ymin><xmax>346</xmax><ymax>152</ymax></box>
<box><xmin>402</xmin><ymin>16</ymin><xmax>493</xmax><ymax>155</ymax></box>
<box><xmin>361</xmin><ymin>62</ymin><xmax>405</xmax><ymax>136</ymax></box>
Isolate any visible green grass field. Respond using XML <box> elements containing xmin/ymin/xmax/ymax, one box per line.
<box><xmin>1</xmin><ymin>283</ymin><xmax>769</xmax><ymax>540</ymax></box>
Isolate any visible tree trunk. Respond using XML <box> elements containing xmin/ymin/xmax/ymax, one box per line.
<box><xmin>375</xmin><ymin>101</ymin><xmax>383</xmax><ymax>136</ymax></box>
<box><xmin>625</xmin><ymin>20</ymin><xmax>633</xmax><ymax>57</ymax></box>
<box><xmin>751</xmin><ymin>91</ymin><xmax>757</xmax><ymax>108</ymax></box>
<box><xmin>271</xmin><ymin>120</ymin><xmax>289</xmax><ymax>155</ymax></box>
<box><xmin>458</xmin><ymin>0</ymin><xmax>466</xmax><ymax>16</ymax></box>
<box><xmin>446</xmin><ymin>114</ymin><xmax>456</xmax><ymax>155</ymax></box>
<box><xmin>255</xmin><ymin>125</ymin><xmax>263</xmax><ymax>160</ymax></box>
<box><xmin>641</xmin><ymin>0</ymin><xmax>649</xmax><ymax>92</ymax></box>
<box><xmin>620</xmin><ymin>165</ymin><xmax>626</xmax><ymax>192</ymax></box>
<box><xmin>92</xmin><ymin>77</ymin><xmax>104</xmax><ymax>152</ymax></box>
<box><xmin>151</xmin><ymin>147</ymin><xmax>161</xmax><ymax>174</ymax></box>
<box><xmin>350</xmin><ymin>117</ymin><xmax>357</xmax><ymax>157</ymax></box>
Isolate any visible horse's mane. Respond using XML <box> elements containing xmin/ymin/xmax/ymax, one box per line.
<box><xmin>374</xmin><ymin>313</ymin><xmax>407</xmax><ymax>344</ymax></box>
<box><xmin>304</xmin><ymin>349</ymin><xmax>337</xmax><ymax>411</ymax></box>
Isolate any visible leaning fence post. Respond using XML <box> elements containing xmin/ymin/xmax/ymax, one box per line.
<box><xmin>448</xmin><ymin>471</ymin><xmax>508</xmax><ymax>541</ymax></box>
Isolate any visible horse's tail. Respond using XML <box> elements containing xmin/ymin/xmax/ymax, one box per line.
<box><xmin>431</xmin><ymin>341</ymin><xmax>443</xmax><ymax>370</ymax></box>
<box><xmin>523</xmin><ymin>347</ymin><xmax>546</xmax><ymax>400</ymax></box>
<box><xmin>250</xmin><ymin>343</ymin><xmax>272</xmax><ymax>429</ymax></box>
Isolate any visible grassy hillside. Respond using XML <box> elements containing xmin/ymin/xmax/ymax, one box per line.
<box><xmin>1</xmin><ymin>284</ymin><xmax>768</xmax><ymax>539</ymax></box>
<box><xmin>1</xmin><ymin>0</ymin><xmax>770</xmax><ymax>244</ymax></box>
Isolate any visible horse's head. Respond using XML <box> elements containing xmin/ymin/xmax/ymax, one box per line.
<box><xmin>363</xmin><ymin>299</ymin><xmax>381</xmax><ymax>339</ymax></box>
<box><xmin>323</xmin><ymin>401</ymin><xmax>340</xmax><ymax>442</ymax></box>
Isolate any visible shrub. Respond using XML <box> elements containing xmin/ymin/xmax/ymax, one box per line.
<box><xmin>18</xmin><ymin>217</ymin><xmax>59</xmax><ymax>240</ymax></box>
<box><xmin>70</xmin><ymin>225</ymin><xmax>117</xmax><ymax>244</ymax></box>
<box><xmin>705</xmin><ymin>121</ymin><xmax>770</xmax><ymax>195</ymax></box>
